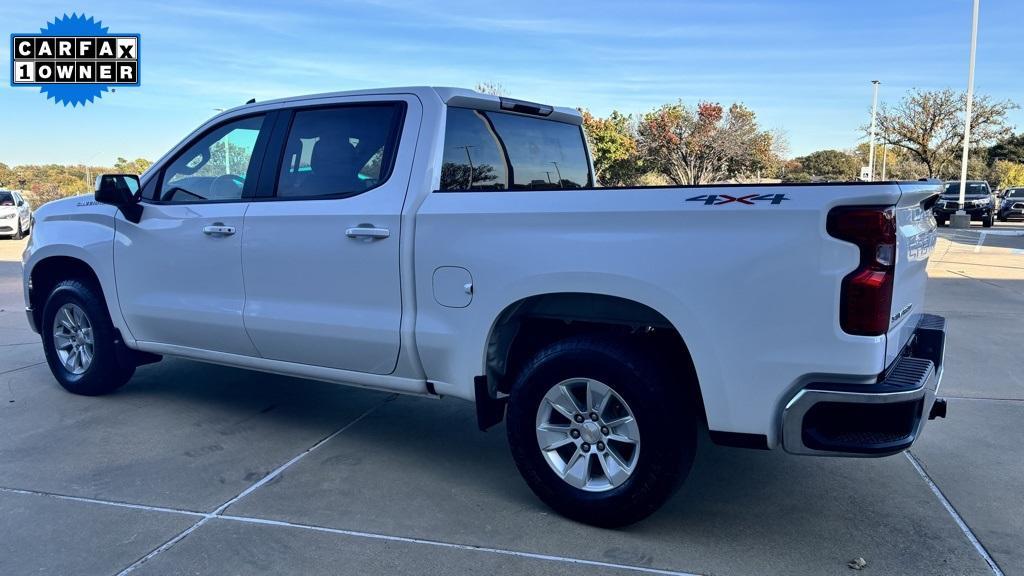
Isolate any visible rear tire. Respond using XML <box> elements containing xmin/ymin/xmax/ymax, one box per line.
<box><xmin>506</xmin><ymin>335</ymin><xmax>696</xmax><ymax>527</ymax></box>
<box><xmin>41</xmin><ymin>279</ymin><xmax>135</xmax><ymax>396</ymax></box>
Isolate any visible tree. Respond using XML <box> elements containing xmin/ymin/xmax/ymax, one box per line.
<box><xmin>990</xmin><ymin>160</ymin><xmax>1024</xmax><ymax>189</ymax></box>
<box><xmin>474</xmin><ymin>81</ymin><xmax>508</xmax><ymax>96</ymax></box>
<box><xmin>636</xmin><ymin>101</ymin><xmax>778</xmax><ymax>185</ymax></box>
<box><xmin>581</xmin><ymin>109</ymin><xmax>641</xmax><ymax>186</ymax></box>
<box><xmin>988</xmin><ymin>133</ymin><xmax>1024</xmax><ymax>165</ymax></box>
<box><xmin>440</xmin><ymin>162</ymin><xmax>502</xmax><ymax>190</ymax></box>
<box><xmin>873</xmin><ymin>88</ymin><xmax>1018</xmax><ymax>178</ymax></box>
<box><xmin>851</xmin><ymin>142</ymin><xmax>926</xmax><ymax>180</ymax></box>
<box><xmin>795</xmin><ymin>149</ymin><xmax>860</xmax><ymax>181</ymax></box>
<box><xmin>114</xmin><ymin>157</ymin><xmax>152</xmax><ymax>175</ymax></box>
<box><xmin>1</xmin><ymin>159</ymin><xmax>153</xmax><ymax>205</ymax></box>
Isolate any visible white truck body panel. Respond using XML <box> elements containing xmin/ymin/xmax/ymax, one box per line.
<box><xmin>415</xmin><ymin>183</ymin><xmax>916</xmax><ymax>442</ymax></box>
<box><xmin>114</xmin><ymin>201</ymin><xmax>257</xmax><ymax>356</ymax></box>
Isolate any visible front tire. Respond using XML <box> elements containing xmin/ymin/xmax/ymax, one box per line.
<box><xmin>41</xmin><ymin>279</ymin><xmax>135</xmax><ymax>396</ymax></box>
<box><xmin>982</xmin><ymin>214</ymin><xmax>993</xmax><ymax>228</ymax></box>
<box><xmin>506</xmin><ymin>335</ymin><xmax>696</xmax><ymax>527</ymax></box>
<box><xmin>12</xmin><ymin>221</ymin><xmax>22</xmax><ymax>240</ymax></box>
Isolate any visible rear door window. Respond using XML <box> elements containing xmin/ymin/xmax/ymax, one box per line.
<box><xmin>440</xmin><ymin>108</ymin><xmax>591</xmax><ymax>191</ymax></box>
<box><xmin>275</xmin><ymin>103</ymin><xmax>404</xmax><ymax>199</ymax></box>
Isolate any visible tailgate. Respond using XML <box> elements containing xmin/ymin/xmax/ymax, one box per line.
<box><xmin>885</xmin><ymin>182</ymin><xmax>941</xmax><ymax>368</ymax></box>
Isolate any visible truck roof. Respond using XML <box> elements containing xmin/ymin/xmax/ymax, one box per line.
<box><xmin>215</xmin><ymin>86</ymin><xmax>583</xmax><ymax>125</ymax></box>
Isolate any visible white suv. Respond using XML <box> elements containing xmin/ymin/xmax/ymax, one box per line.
<box><xmin>0</xmin><ymin>190</ymin><xmax>32</xmax><ymax>239</ymax></box>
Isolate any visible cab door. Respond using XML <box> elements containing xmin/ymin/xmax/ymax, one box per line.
<box><xmin>241</xmin><ymin>97</ymin><xmax>417</xmax><ymax>374</ymax></box>
<box><xmin>114</xmin><ymin>113</ymin><xmax>273</xmax><ymax>356</ymax></box>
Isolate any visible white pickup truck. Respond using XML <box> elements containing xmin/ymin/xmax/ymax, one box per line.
<box><xmin>22</xmin><ymin>87</ymin><xmax>947</xmax><ymax>526</ymax></box>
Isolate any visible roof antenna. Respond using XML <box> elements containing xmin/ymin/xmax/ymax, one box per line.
<box><xmin>246</xmin><ymin>98</ymin><xmax>256</xmax><ymax>104</ymax></box>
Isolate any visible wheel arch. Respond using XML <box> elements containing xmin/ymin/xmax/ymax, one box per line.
<box><xmin>478</xmin><ymin>292</ymin><xmax>707</xmax><ymax>429</ymax></box>
<box><xmin>29</xmin><ymin>255</ymin><xmax>105</xmax><ymax>333</ymax></box>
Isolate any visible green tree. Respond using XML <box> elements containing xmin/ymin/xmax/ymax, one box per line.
<box><xmin>795</xmin><ymin>149</ymin><xmax>860</xmax><ymax>181</ymax></box>
<box><xmin>114</xmin><ymin>157</ymin><xmax>153</xmax><ymax>175</ymax></box>
<box><xmin>581</xmin><ymin>109</ymin><xmax>641</xmax><ymax>186</ymax></box>
<box><xmin>988</xmin><ymin>133</ymin><xmax>1024</xmax><ymax>165</ymax></box>
<box><xmin>873</xmin><ymin>88</ymin><xmax>1018</xmax><ymax>178</ymax></box>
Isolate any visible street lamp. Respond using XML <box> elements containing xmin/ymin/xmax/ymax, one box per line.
<box><xmin>868</xmin><ymin>80</ymin><xmax>880</xmax><ymax>182</ymax></box>
<box><xmin>952</xmin><ymin>0</ymin><xmax>981</xmax><ymax>229</ymax></box>
<box><xmin>550</xmin><ymin>161</ymin><xmax>563</xmax><ymax>188</ymax></box>
<box><xmin>453</xmin><ymin>145</ymin><xmax>477</xmax><ymax>188</ymax></box>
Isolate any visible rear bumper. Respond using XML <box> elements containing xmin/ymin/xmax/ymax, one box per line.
<box><xmin>782</xmin><ymin>314</ymin><xmax>946</xmax><ymax>456</ymax></box>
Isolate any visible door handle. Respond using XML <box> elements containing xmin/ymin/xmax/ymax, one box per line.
<box><xmin>203</xmin><ymin>223</ymin><xmax>236</xmax><ymax>236</ymax></box>
<box><xmin>345</xmin><ymin>226</ymin><xmax>390</xmax><ymax>240</ymax></box>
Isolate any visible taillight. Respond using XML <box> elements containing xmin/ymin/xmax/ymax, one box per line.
<box><xmin>827</xmin><ymin>206</ymin><xmax>896</xmax><ymax>336</ymax></box>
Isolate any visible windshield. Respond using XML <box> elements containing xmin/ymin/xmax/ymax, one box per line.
<box><xmin>1007</xmin><ymin>188</ymin><xmax>1024</xmax><ymax>198</ymax></box>
<box><xmin>943</xmin><ymin>182</ymin><xmax>989</xmax><ymax>195</ymax></box>
<box><xmin>0</xmin><ymin>192</ymin><xmax>14</xmax><ymax>206</ymax></box>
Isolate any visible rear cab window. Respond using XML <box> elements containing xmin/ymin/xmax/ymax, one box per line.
<box><xmin>440</xmin><ymin>107</ymin><xmax>592</xmax><ymax>191</ymax></box>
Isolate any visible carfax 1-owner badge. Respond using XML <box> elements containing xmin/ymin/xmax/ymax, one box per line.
<box><xmin>10</xmin><ymin>13</ymin><xmax>140</xmax><ymax>107</ymax></box>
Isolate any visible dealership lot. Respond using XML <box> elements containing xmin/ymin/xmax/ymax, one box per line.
<box><xmin>0</xmin><ymin>225</ymin><xmax>1021</xmax><ymax>576</ymax></box>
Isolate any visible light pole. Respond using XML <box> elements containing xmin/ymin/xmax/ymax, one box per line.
<box><xmin>550</xmin><ymin>161</ymin><xmax>563</xmax><ymax>188</ymax></box>
<box><xmin>454</xmin><ymin>145</ymin><xmax>477</xmax><ymax>188</ymax></box>
<box><xmin>881</xmin><ymin>134</ymin><xmax>889</xmax><ymax>180</ymax></box>
<box><xmin>952</xmin><ymin>0</ymin><xmax>981</xmax><ymax>229</ymax></box>
<box><xmin>868</xmin><ymin>80</ymin><xmax>880</xmax><ymax>182</ymax></box>
<box><xmin>213</xmin><ymin>109</ymin><xmax>230</xmax><ymax>174</ymax></box>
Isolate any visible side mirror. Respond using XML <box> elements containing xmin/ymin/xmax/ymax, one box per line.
<box><xmin>95</xmin><ymin>173</ymin><xmax>143</xmax><ymax>223</ymax></box>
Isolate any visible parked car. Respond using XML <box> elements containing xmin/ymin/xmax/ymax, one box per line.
<box><xmin>0</xmin><ymin>190</ymin><xmax>32</xmax><ymax>239</ymax></box>
<box><xmin>932</xmin><ymin>180</ymin><xmax>995</xmax><ymax>227</ymax></box>
<box><xmin>21</xmin><ymin>87</ymin><xmax>948</xmax><ymax>527</ymax></box>
<box><xmin>998</xmin><ymin>187</ymin><xmax>1024</xmax><ymax>222</ymax></box>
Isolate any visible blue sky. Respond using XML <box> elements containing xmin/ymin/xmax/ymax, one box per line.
<box><xmin>1</xmin><ymin>0</ymin><xmax>1021</xmax><ymax>165</ymax></box>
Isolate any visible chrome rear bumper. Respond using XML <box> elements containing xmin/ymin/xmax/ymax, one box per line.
<box><xmin>782</xmin><ymin>314</ymin><xmax>946</xmax><ymax>457</ymax></box>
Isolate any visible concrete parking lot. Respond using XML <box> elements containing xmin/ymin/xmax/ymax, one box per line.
<box><xmin>1</xmin><ymin>223</ymin><xmax>1021</xmax><ymax>576</ymax></box>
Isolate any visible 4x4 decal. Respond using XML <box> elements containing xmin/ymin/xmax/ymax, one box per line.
<box><xmin>686</xmin><ymin>193</ymin><xmax>789</xmax><ymax>206</ymax></box>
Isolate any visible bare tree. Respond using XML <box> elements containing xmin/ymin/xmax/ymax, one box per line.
<box><xmin>474</xmin><ymin>81</ymin><xmax>508</xmax><ymax>97</ymax></box>
<box><xmin>873</xmin><ymin>88</ymin><xmax>1017</xmax><ymax>178</ymax></box>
